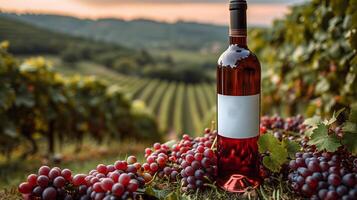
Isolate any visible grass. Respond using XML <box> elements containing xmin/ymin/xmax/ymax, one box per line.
<box><xmin>143</xmin><ymin>174</ymin><xmax>299</xmax><ymax>200</ymax></box>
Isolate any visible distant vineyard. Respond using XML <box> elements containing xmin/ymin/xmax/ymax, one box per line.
<box><xmin>56</xmin><ymin>61</ymin><xmax>216</xmax><ymax>135</ymax></box>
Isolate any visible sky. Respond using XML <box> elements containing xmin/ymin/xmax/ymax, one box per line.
<box><xmin>0</xmin><ymin>0</ymin><xmax>307</xmax><ymax>26</ymax></box>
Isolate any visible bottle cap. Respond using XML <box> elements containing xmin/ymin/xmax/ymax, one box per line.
<box><xmin>229</xmin><ymin>0</ymin><xmax>247</xmax><ymax>10</ymax></box>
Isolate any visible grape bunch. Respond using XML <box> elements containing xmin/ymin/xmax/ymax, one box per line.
<box><xmin>260</xmin><ymin>115</ymin><xmax>307</xmax><ymax>141</ymax></box>
<box><xmin>261</xmin><ymin>115</ymin><xmax>306</xmax><ymax>132</ymax></box>
<box><xmin>170</xmin><ymin>128</ymin><xmax>218</xmax><ymax>191</ymax></box>
<box><xmin>288</xmin><ymin>150</ymin><xmax>357</xmax><ymax>200</ymax></box>
<box><xmin>143</xmin><ymin>142</ymin><xmax>172</xmax><ymax>176</ymax></box>
<box><xmin>18</xmin><ymin>166</ymin><xmax>80</xmax><ymax>200</ymax></box>
<box><xmin>18</xmin><ymin>156</ymin><xmax>151</xmax><ymax>200</ymax></box>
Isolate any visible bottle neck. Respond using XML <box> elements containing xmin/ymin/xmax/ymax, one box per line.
<box><xmin>229</xmin><ymin>8</ymin><xmax>247</xmax><ymax>47</ymax></box>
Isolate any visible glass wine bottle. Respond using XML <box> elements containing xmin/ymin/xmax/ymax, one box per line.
<box><xmin>216</xmin><ymin>0</ymin><xmax>262</xmax><ymax>192</ymax></box>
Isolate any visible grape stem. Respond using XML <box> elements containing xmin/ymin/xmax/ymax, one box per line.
<box><xmin>145</xmin><ymin>172</ymin><xmax>158</xmax><ymax>186</ymax></box>
<box><xmin>211</xmin><ymin>136</ymin><xmax>217</xmax><ymax>150</ymax></box>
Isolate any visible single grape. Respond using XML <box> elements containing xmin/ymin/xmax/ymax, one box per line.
<box><xmin>96</xmin><ymin>164</ymin><xmax>108</xmax><ymax>174</ymax></box>
<box><xmin>48</xmin><ymin>168</ymin><xmax>61</xmax><ymax>180</ymax></box>
<box><xmin>306</xmin><ymin>176</ymin><xmax>318</xmax><ymax>189</ymax></box>
<box><xmin>153</xmin><ymin>143</ymin><xmax>161</xmax><ymax>150</ymax></box>
<box><xmin>38</xmin><ymin>166</ymin><xmax>51</xmax><ymax>176</ymax></box>
<box><xmin>37</xmin><ymin>175</ymin><xmax>49</xmax><ymax>188</ymax></box>
<box><xmin>93</xmin><ymin>182</ymin><xmax>104</xmax><ymax>193</ymax></box>
<box><xmin>336</xmin><ymin>185</ymin><xmax>348</xmax><ymax>196</ymax></box>
<box><xmin>342</xmin><ymin>173</ymin><xmax>356</xmax><ymax>187</ymax></box>
<box><xmin>170</xmin><ymin>171</ymin><xmax>179</xmax><ymax>180</ymax></box>
<box><xmin>185</xmin><ymin>166</ymin><xmax>194</xmax><ymax>176</ymax></box>
<box><xmin>149</xmin><ymin>163</ymin><xmax>159</xmax><ymax>172</ymax></box>
<box><xmin>142</xmin><ymin>173</ymin><xmax>153</xmax><ymax>182</ymax></box>
<box><xmin>61</xmin><ymin>169</ymin><xmax>72</xmax><ymax>181</ymax></box>
<box><xmin>325</xmin><ymin>191</ymin><xmax>339</xmax><ymax>200</ymax></box>
<box><xmin>308</xmin><ymin>161</ymin><xmax>320</xmax><ymax>172</ymax></box>
<box><xmin>157</xmin><ymin>157</ymin><xmax>166</xmax><ymax>166</ymax></box>
<box><xmin>127</xmin><ymin>156</ymin><xmax>137</xmax><ymax>165</ymax></box>
<box><xmin>203</xmin><ymin>149</ymin><xmax>214</xmax><ymax>158</ymax></box>
<box><xmin>318</xmin><ymin>189</ymin><xmax>328</xmax><ymax>199</ymax></box>
<box><xmin>18</xmin><ymin>182</ymin><xmax>32</xmax><ymax>194</ymax></box>
<box><xmin>301</xmin><ymin>184</ymin><xmax>312</xmax><ymax>197</ymax></box>
<box><xmin>72</xmin><ymin>174</ymin><xmax>86</xmax><ymax>186</ymax></box>
<box><xmin>112</xmin><ymin>183</ymin><xmax>124</xmax><ymax>197</ymax></box>
<box><xmin>101</xmin><ymin>178</ymin><xmax>114</xmax><ymax>191</ymax></box>
<box><xmin>32</xmin><ymin>186</ymin><xmax>43</xmax><ymax>196</ymax></box>
<box><xmin>127</xmin><ymin>179</ymin><xmax>139</xmax><ymax>192</ymax></box>
<box><xmin>328</xmin><ymin>173</ymin><xmax>342</xmax><ymax>186</ymax></box>
<box><xmin>118</xmin><ymin>173</ymin><xmax>131</xmax><ymax>186</ymax></box>
<box><xmin>42</xmin><ymin>187</ymin><xmax>57</xmax><ymax>200</ymax></box>
<box><xmin>187</xmin><ymin>176</ymin><xmax>195</xmax><ymax>185</ymax></box>
<box><xmin>53</xmin><ymin>176</ymin><xmax>66</xmax><ymax>188</ymax></box>
<box><xmin>27</xmin><ymin>174</ymin><xmax>37</xmax><ymax>186</ymax></box>
<box><xmin>297</xmin><ymin>167</ymin><xmax>312</xmax><ymax>177</ymax></box>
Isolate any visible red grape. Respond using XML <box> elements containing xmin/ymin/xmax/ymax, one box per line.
<box><xmin>18</xmin><ymin>182</ymin><xmax>32</xmax><ymax>194</ymax></box>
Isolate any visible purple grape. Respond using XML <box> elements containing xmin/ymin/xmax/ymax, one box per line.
<box><xmin>42</xmin><ymin>187</ymin><xmax>57</xmax><ymax>200</ymax></box>
<box><xmin>328</xmin><ymin>174</ymin><xmax>342</xmax><ymax>186</ymax></box>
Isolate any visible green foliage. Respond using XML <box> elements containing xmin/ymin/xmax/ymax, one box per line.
<box><xmin>252</xmin><ymin>0</ymin><xmax>357</xmax><ymax>117</ymax></box>
<box><xmin>308</xmin><ymin>123</ymin><xmax>341</xmax><ymax>152</ymax></box>
<box><xmin>304</xmin><ymin>106</ymin><xmax>357</xmax><ymax>155</ymax></box>
<box><xmin>0</xmin><ymin>44</ymin><xmax>161</xmax><ymax>157</ymax></box>
<box><xmin>342</xmin><ymin>103</ymin><xmax>357</xmax><ymax>155</ymax></box>
<box><xmin>258</xmin><ymin>133</ymin><xmax>299</xmax><ymax>172</ymax></box>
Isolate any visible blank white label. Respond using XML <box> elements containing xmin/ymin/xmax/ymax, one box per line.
<box><xmin>218</xmin><ymin>94</ymin><xmax>260</xmax><ymax>139</ymax></box>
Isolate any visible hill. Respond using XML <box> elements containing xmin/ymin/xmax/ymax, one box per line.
<box><xmin>0</xmin><ymin>13</ymin><xmax>227</xmax><ymax>52</ymax></box>
<box><xmin>0</xmin><ymin>16</ymin><xmax>152</xmax><ymax>66</ymax></box>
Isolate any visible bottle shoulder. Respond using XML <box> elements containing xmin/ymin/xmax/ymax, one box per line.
<box><xmin>218</xmin><ymin>44</ymin><xmax>260</xmax><ymax>69</ymax></box>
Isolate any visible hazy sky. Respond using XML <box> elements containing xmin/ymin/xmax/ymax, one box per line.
<box><xmin>0</xmin><ymin>0</ymin><xmax>307</xmax><ymax>25</ymax></box>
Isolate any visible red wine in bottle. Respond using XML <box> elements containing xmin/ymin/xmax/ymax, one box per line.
<box><xmin>216</xmin><ymin>0</ymin><xmax>262</xmax><ymax>192</ymax></box>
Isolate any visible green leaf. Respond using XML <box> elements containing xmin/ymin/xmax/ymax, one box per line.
<box><xmin>326</xmin><ymin>108</ymin><xmax>345</xmax><ymax>125</ymax></box>
<box><xmin>282</xmin><ymin>139</ymin><xmax>301</xmax><ymax>158</ymax></box>
<box><xmin>304</xmin><ymin>127</ymin><xmax>315</xmax><ymax>137</ymax></box>
<box><xmin>258</xmin><ymin>133</ymin><xmax>288</xmax><ymax>172</ymax></box>
<box><xmin>308</xmin><ymin>123</ymin><xmax>341</xmax><ymax>152</ymax></box>
<box><xmin>342</xmin><ymin>133</ymin><xmax>357</xmax><ymax>156</ymax></box>
<box><xmin>144</xmin><ymin>186</ymin><xmax>169</xmax><ymax>199</ymax></box>
<box><xmin>303</xmin><ymin>116</ymin><xmax>321</xmax><ymax>126</ymax></box>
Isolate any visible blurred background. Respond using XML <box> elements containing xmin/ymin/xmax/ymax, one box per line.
<box><xmin>0</xmin><ymin>0</ymin><xmax>356</xmax><ymax>191</ymax></box>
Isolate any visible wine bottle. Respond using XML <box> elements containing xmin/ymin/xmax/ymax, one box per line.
<box><xmin>216</xmin><ymin>0</ymin><xmax>262</xmax><ymax>192</ymax></box>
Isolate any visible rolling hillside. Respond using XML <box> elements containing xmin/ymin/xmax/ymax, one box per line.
<box><xmin>0</xmin><ymin>15</ymin><xmax>134</xmax><ymax>56</ymax></box>
<box><xmin>0</xmin><ymin>13</ymin><xmax>227</xmax><ymax>52</ymax></box>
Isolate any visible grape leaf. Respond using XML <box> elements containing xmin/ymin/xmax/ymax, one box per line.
<box><xmin>308</xmin><ymin>123</ymin><xmax>341</xmax><ymax>152</ymax></box>
<box><xmin>342</xmin><ymin>133</ymin><xmax>357</xmax><ymax>156</ymax></box>
<box><xmin>282</xmin><ymin>139</ymin><xmax>301</xmax><ymax>159</ymax></box>
<box><xmin>258</xmin><ymin>133</ymin><xmax>288</xmax><ymax>172</ymax></box>
<box><xmin>326</xmin><ymin>108</ymin><xmax>345</xmax><ymax>125</ymax></box>
<box><xmin>303</xmin><ymin>116</ymin><xmax>321</xmax><ymax>126</ymax></box>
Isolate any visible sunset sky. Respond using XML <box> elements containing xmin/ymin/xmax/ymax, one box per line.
<box><xmin>0</xmin><ymin>0</ymin><xmax>307</xmax><ymax>25</ymax></box>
